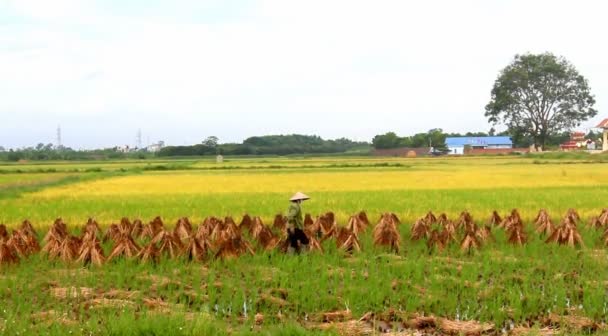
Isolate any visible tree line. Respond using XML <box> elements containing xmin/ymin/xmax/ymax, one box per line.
<box><xmin>158</xmin><ymin>135</ymin><xmax>370</xmax><ymax>157</ymax></box>
<box><xmin>0</xmin><ymin>144</ymin><xmax>152</xmax><ymax>162</ymax></box>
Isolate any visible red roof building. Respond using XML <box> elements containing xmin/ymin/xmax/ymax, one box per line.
<box><xmin>560</xmin><ymin>131</ymin><xmax>588</xmax><ymax>151</ymax></box>
<box><xmin>596</xmin><ymin>118</ymin><xmax>608</xmax><ymax>129</ymax></box>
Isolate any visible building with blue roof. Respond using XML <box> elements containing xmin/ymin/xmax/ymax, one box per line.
<box><xmin>445</xmin><ymin>136</ymin><xmax>513</xmax><ymax>155</ymax></box>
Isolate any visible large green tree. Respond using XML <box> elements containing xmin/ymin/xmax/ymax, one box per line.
<box><xmin>485</xmin><ymin>53</ymin><xmax>596</xmax><ymax>150</ymax></box>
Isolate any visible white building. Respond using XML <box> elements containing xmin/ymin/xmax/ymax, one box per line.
<box><xmin>445</xmin><ymin>136</ymin><xmax>513</xmax><ymax>155</ymax></box>
<box><xmin>147</xmin><ymin>141</ymin><xmax>164</xmax><ymax>153</ymax></box>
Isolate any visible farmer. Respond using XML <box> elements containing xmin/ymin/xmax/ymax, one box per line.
<box><xmin>286</xmin><ymin>192</ymin><xmax>310</xmax><ymax>253</ymax></box>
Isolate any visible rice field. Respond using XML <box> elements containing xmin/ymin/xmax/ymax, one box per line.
<box><xmin>1</xmin><ymin>155</ymin><xmax>608</xmax><ymax>335</ymax></box>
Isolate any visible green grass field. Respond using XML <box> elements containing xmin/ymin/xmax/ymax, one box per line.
<box><xmin>1</xmin><ymin>155</ymin><xmax>608</xmax><ymax>335</ymax></box>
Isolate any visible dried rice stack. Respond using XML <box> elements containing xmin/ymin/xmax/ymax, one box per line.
<box><xmin>196</xmin><ymin>217</ymin><xmax>220</xmax><ymax>242</ymax></box>
<box><xmin>82</xmin><ymin>218</ymin><xmax>102</xmax><ymax>239</ymax></box>
<box><xmin>459</xmin><ymin>212</ymin><xmax>482</xmax><ymax>252</ymax></box>
<box><xmin>507</xmin><ymin>221</ymin><xmax>527</xmax><ymax>246</ymax></box>
<box><xmin>215</xmin><ymin>236</ymin><xmax>255</xmax><ymax>260</ymax></box>
<box><xmin>173</xmin><ymin>217</ymin><xmax>193</xmax><ymax>241</ymax></box>
<box><xmin>318</xmin><ymin>212</ymin><xmax>337</xmax><ymax>238</ymax></box>
<box><xmin>239</xmin><ymin>214</ymin><xmax>253</xmax><ymax>231</ymax></box>
<box><xmin>488</xmin><ymin>210</ymin><xmax>502</xmax><ymax>226</ymax></box>
<box><xmin>222</xmin><ymin>216</ymin><xmax>241</xmax><ymax>239</ymax></box>
<box><xmin>56</xmin><ymin>236</ymin><xmax>81</xmax><ymax>262</ymax></box>
<box><xmin>440</xmin><ymin>220</ymin><xmax>457</xmax><ymax>245</ymax></box>
<box><xmin>20</xmin><ymin>220</ymin><xmax>37</xmax><ymax>238</ymax></box>
<box><xmin>456</xmin><ymin>211</ymin><xmax>474</xmax><ymax>230</ymax></box>
<box><xmin>152</xmin><ymin>230</ymin><xmax>183</xmax><ymax>258</ymax></box>
<box><xmin>183</xmin><ymin>236</ymin><xmax>207</xmax><ymax>261</ymax></box>
<box><xmin>498</xmin><ymin>209</ymin><xmax>522</xmax><ymax>231</ymax></box>
<box><xmin>534</xmin><ymin>209</ymin><xmax>555</xmax><ymax>236</ymax></box>
<box><xmin>11</xmin><ymin>220</ymin><xmax>40</xmax><ymax>255</ymax></box>
<box><xmin>7</xmin><ymin>228</ymin><xmax>40</xmax><ymax>257</ymax></box>
<box><xmin>136</xmin><ymin>243</ymin><xmax>160</xmax><ymax>264</ymax></box>
<box><xmin>273</xmin><ymin>214</ymin><xmax>287</xmax><ymax>231</ymax></box>
<box><xmin>437</xmin><ymin>213</ymin><xmax>449</xmax><ymax>225</ymax></box>
<box><xmin>410</xmin><ymin>218</ymin><xmax>430</xmax><ymax>241</ymax></box>
<box><xmin>77</xmin><ymin>232</ymin><xmax>105</xmax><ymax>266</ymax></box>
<box><xmin>546</xmin><ymin>211</ymin><xmax>584</xmax><ymax>247</ymax></box>
<box><xmin>373</xmin><ymin>213</ymin><xmax>401</xmax><ymax>253</ymax></box>
<box><xmin>42</xmin><ymin>219</ymin><xmax>80</xmax><ymax>262</ymax></box>
<box><xmin>424</xmin><ymin>211</ymin><xmax>437</xmax><ymax>224</ymax></box>
<box><xmin>256</xmin><ymin>226</ymin><xmax>280</xmax><ymax>251</ymax></box>
<box><xmin>427</xmin><ymin>229</ymin><xmax>446</xmax><ymax>252</ymax></box>
<box><xmin>304</xmin><ymin>214</ymin><xmax>320</xmax><ymax>238</ymax></box>
<box><xmin>298</xmin><ymin>225</ymin><xmax>323</xmax><ymax>252</ymax></box>
<box><xmin>602</xmin><ymin>226</ymin><xmax>608</xmax><ymax>247</ymax></box>
<box><xmin>249</xmin><ymin>217</ymin><xmax>265</xmax><ymax>239</ymax></box>
<box><xmin>103</xmin><ymin>224</ymin><xmax>121</xmax><ymax>243</ymax></box>
<box><xmin>131</xmin><ymin>219</ymin><xmax>144</xmax><ymax>238</ymax></box>
<box><xmin>589</xmin><ymin>209</ymin><xmax>608</xmax><ymax>229</ymax></box>
<box><xmin>335</xmin><ymin>227</ymin><xmax>360</xmax><ymax>253</ymax></box>
<box><xmin>107</xmin><ymin>233</ymin><xmax>141</xmax><ymax>261</ymax></box>
<box><xmin>346</xmin><ymin>211</ymin><xmax>369</xmax><ymax>236</ymax></box>
<box><xmin>460</xmin><ymin>229</ymin><xmax>482</xmax><ymax>252</ymax></box>
<box><xmin>141</xmin><ymin>216</ymin><xmax>165</xmax><ymax>240</ymax></box>
<box><xmin>0</xmin><ymin>224</ymin><xmax>8</xmax><ymax>243</ymax></box>
<box><xmin>0</xmin><ymin>240</ymin><xmax>19</xmax><ymax>265</ymax></box>
<box><xmin>43</xmin><ymin>218</ymin><xmax>68</xmax><ymax>246</ymax></box>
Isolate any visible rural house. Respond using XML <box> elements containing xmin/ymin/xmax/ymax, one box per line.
<box><xmin>598</xmin><ymin>118</ymin><xmax>608</xmax><ymax>151</ymax></box>
<box><xmin>446</xmin><ymin>136</ymin><xmax>513</xmax><ymax>155</ymax></box>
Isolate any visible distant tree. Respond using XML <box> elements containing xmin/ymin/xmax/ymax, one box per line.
<box><xmin>485</xmin><ymin>53</ymin><xmax>597</xmax><ymax>150</ymax></box>
<box><xmin>488</xmin><ymin>127</ymin><xmax>496</xmax><ymax>136</ymax></box>
<box><xmin>372</xmin><ymin>132</ymin><xmax>402</xmax><ymax>149</ymax></box>
<box><xmin>7</xmin><ymin>149</ymin><xmax>22</xmax><ymax>161</ymax></box>
<box><xmin>202</xmin><ymin>136</ymin><xmax>219</xmax><ymax>147</ymax></box>
<box><xmin>0</xmin><ymin>146</ymin><xmax>6</xmax><ymax>152</ymax></box>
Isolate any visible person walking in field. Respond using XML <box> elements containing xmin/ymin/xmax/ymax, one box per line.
<box><xmin>286</xmin><ymin>192</ymin><xmax>310</xmax><ymax>253</ymax></box>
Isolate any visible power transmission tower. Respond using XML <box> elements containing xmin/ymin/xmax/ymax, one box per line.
<box><xmin>56</xmin><ymin>125</ymin><xmax>62</xmax><ymax>149</ymax></box>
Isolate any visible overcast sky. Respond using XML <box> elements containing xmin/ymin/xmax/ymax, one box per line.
<box><xmin>1</xmin><ymin>0</ymin><xmax>606</xmax><ymax>149</ymax></box>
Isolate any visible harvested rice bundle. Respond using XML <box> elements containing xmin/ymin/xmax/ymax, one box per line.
<box><xmin>535</xmin><ymin>209</ymin><xmax>555</xmax><ymax>236</ymax></box>
<box><xmin>152</xmin><ymin>230</ymin><xmax>184</xmax><ymax>258</ymax></box>
<box><xmin>239</xmin><ymin>214</ymin><xmax>253</xmax><ymax>231</ymax></box>
<box><xmin>335</xmin><ymin>227</ymin><xmax>360</xmax><ymax>253</ymax></box>
<box><xmin>427</xmin><ymin>229</ymin><xmax>446</xmax><ymax>252</ymax></box>
<box><xmin>256</xmin><ymin>226</ymin><xmax>280</xmax><ymax>251</ymax></box>
<box><xmin>0</xmin><ymin>241</ymin><xmax>19</xmax><ymax>265</ymax></box>
<box><xmin>136</xmin><ymin>243</ymin><xmax>160</xmax><ymax>264</ymax></box>
<box><xmin>410</xmin><ymin>218</ymin><xmax>429</xmax><ymax>241</ymax></box>
<box><xmin>174</xmin><ymin>217</ymin><xmax>193</xmax><ymax>241</ymax></box>
<box><xmin>20</xmin><ymin>220</ymin><xmax>37</xmax><ymax>237</ymax></box>
<box><xmin>373</xmin><ymin>213</ymin><xmax>401</xmax><ymax>253</ymax></box>
<box><xmin>546</xmin><ymin>215</ymin><xmax>584</xmax><ymax>247</ymax></box>
<box><xmin>215</xmin><ymin>236</ymin><xmax>255</xmax><ymax>260</ymax></box>
<box><xmin>273</xmin><ymin>214</ymin><xmax>287</xmax><ymax>231</ymax></box>
<box><xmin>347</xmin><ymin>212</ymin><xmax>368</xmax><ymax>236</ymax></box>
<box><xmin>249</xmin><ymin>217</ymin><xmax>265</xmax><ymax>239</ymax></box>
<box><xmin>488</xmin><ymin>211</ymin><xmax>502</xmax><ymax>226</ymax></box>
<box><xmin>318</xmin><ymin>212</ymin><xmax>337</xmax><ymax>238</ymax></box>
<box><xmin>183</xmin><ymin>236</ymin><xmax>207</xmax><ymax>261</ymax></box>
<box><xmin>76</xmin><ymin>236</ymin><xmax>105</xmax><ymax>266</ymax></box>
<box><xmin>107</xmin><ymin>234</ymin><xmax>141</xmax><ymax>261</ymax></box>
<box><xmin>424</xmin><ymin>211</ymin><xmax>437</xmax><ymax>224</ymax></box>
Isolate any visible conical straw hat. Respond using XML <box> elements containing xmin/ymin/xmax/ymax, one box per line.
<box><xmin>289</xmin><ymin>192</ymin><xmax>310</xmax><ymax>201</ymax></box>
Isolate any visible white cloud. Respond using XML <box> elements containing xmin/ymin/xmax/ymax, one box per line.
<box><xmin>0</xmin><ymin>0</ymin><xmax>607</xmax><ymax>148</ymax></box>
